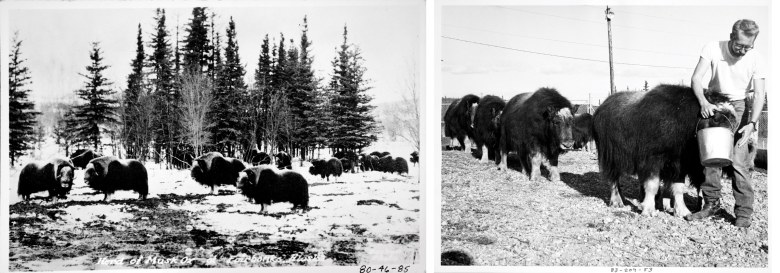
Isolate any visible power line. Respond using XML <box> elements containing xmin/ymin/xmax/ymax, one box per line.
<box><xmin>444</xmin><ymin>24</ymin><xmax>696</xmax><ymax>57</ymax></box>
<box><xmin>496</xmin><ymin>6</ymin><xmax>710</xmax><ymax>39</ymax></box>
<box><xmin>443</xmin><ymin>36</ymin><xmax>692</xmax><ymax>70</ymax></box>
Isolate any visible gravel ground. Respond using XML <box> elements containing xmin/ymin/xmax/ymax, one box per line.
<box><xmin>441</xmin><ymin>150</ymin><xmax>768</xmax><ymax>267</ymax></box>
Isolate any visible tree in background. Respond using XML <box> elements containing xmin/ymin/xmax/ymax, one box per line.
<box><xmin>73</xmin><ymin>42</ymin><xmax>118</xmax><ymax>152</ymax></box>
<box><xmin>179</xmin><ymin>71</ymin><xmax>215</xmax><ymax>157</ymax></box>
<box><xmin>251</xmin><ymin>35</ymin><xmax>273</xmax><ymax>153</ymax></box>
<box><xmin>8</xmin><ymin>33</ymin><xmax>41</xmax><ymax>166</ymax></box>
<box><xmin>210</xmin><ymin>16</ymin><xmax>245</xmax><ymax>157</ymax></box>
<box><xmin>53</xmin><ymin>109</ymin><xmax>80</xmax><ymax>157</ymax></box>
<box><xmin>122</xmin><ymin>24</ymin><xmax>148</xmax><ymax>159</ymax></box>
<box><xmin>289</xmin><ymin>16</ymin><xmax>320</xmax><ymax>160</ymax></box>
<box><xmin>183</xmin><ymin>7</ymin><xmax>212</xmax><ymax>74</ymax></box>
<box><xmin>328</xmin><ymin>26</ymin><xmax>379</xmax><ymax>153</ymax></box>
<box><xmin>149</xmin><ymin>8</ymin><xmax>180</xmax><ymax>166</ymax></box>
<box><xmin>643</xmin><ymin>81</ymin><xmax>650</xmax><ymax>92</ymax></box>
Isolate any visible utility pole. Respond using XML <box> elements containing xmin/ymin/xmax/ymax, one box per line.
<box><xmin>606</xmin><ymin>6</ymin><xmax>615</xmax><ymax>95</ymax></box>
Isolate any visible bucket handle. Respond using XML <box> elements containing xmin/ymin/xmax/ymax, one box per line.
<box><xmin>695</xmin><ymin>116</ymin><xmax>735</xmax><ymax>136</ymax></box>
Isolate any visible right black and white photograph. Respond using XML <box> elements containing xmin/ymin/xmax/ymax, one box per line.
<box><xmin>439</xmin><ymin>3</ymin><xmax>769</xmax><ymax>268</ymax></box>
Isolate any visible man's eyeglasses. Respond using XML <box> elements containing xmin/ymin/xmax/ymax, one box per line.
<box><xmin>733</xmin><ymin>43</ymin><xmax>754</xmax><ymax>51</ymax></box>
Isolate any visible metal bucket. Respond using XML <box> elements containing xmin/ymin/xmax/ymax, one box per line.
<box><xmin>697</xmin><ymin>127</ymin><xmax>733</xmax><ymax>167</ymax></box>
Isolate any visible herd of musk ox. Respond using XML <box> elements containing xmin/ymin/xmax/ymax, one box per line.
<box><xmin>444</xmin><ymin>84</ymin><xmax>741</xmax><ymax>217</ymax></box>
<box><xmin>17</xmin><ymin>147</ymin><xmax>417</xmax><ymax>211</ymax></box>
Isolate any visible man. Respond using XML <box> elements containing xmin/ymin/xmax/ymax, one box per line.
<box><xmin>685</xmin><ymin>19</ymin><xmax>766</xmax><ymax>228</ymax></box>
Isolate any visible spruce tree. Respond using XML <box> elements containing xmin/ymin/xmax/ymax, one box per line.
<box><xmin>8</xmin><ymin>34</ymin><xmax>41</xmax><ymax>165</ymax></box>
<box><xmin>183</xmin><ymin>7</ymin><xmax>211</xmax><ymax>74</ymax></box>
<box><xmin>123</xmin><ymin>24</ymin><xmax>146</xmax><ymax>159</ymax></box>
<box><xmin>253</xmin><ymin>35</ymin><xmax>273</xmax><ymax>151</ymax></box>
<box><xmin>294</xmin><ymin>16</ymin><xmax>319</xmax><ymax>160</ymax></box>
<box><xmin>73</xmin><ymin>42</ymin><xmax>118</xmax><ymax>152</ymax></box>
<box><xmin>329</xmin><ymin>26</ymin><xmax>379</xmax><ymax>152</ymax></box>
<box><xmin>210</xmin><ymin>17</ymin><xmax>245</xmax><ymax>157</ymax></box>
<box><xmin>148</xmin><ymin>8</ymin><xmax>179</xmax><ymax>166</ymax></box>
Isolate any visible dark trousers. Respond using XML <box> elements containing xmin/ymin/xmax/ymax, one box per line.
<box><xmin>701</xmin><ymin>99</ymin><xmax>754</xmax><ymax>218</ymax></box>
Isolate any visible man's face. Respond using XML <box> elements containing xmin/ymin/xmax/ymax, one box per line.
<box><xmin>729</xmin><ymin>32</ymin><xmax>756</xmax><ymax>58</ymax></box>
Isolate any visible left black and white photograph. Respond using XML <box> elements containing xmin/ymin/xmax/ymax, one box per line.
<box><xmin>3</xmin><ymin>1</ymin><xmax>423</xmax><ymax>271</ymax></box>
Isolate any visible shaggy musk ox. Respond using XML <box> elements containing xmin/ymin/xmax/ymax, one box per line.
<box><xmin>191</xmin><ymin>152</ymin><xmax>247</xmax><ymax>194</ymax></box>
<box><xmin>444</xmin><ymin>94</ymin><xmax>480</xmax><ymax>151</ymax></box>
<box><xmin>309</xmin><ymin>158</ymin><xmax>343</xmax><ymax>182</ymax></box>
<box><xmin>275</xmin><ymin>152</ymin><xmax>292</xmax><ymax>170</ymax></box>
<box><xmin>339</xmin><ymin>158</ymin><xmax>355</xmax><ymax>173</ymax></box>
<box><xmin>247</xmin><ymin>149</ymin><xmax>272</xmax><ymax>165</ymax></box>
<box><xmin>237</xmin><ymin>166</ymin><xmax>309</xmax><ymax>212</ymax></box>
<box><xmin>593</xmin><ymin>84</ymin><xmax>736</xmax><ymax>217</ymax></box>
<box><xmin>572</xmin><ymin>113</ymin><xmax>594</xmax><ymax>151</ymax></box>
<box><xmin>359</xmin><ymin>154</ymin><xmax>374</xmax><ymax>171</ymax></box>
<box><xmin>18</xmin><ymin>157</ymin><xmax>75</xmax><ymax>201</ymax></box>
<box><xmin>85</xmin><ymin>156</ymin><xmax>148</xmax><ymax>201</ymax></box>
<box><xmin>70</xmin><ymin>149</ymin><xmax>103</xmax><ymax>169</ymax></box>
<box><xmin>377</xmin><ymin>155</ymin><xmax>396</xmax><ymax>173</ymax></box>
<box><xmin>498</xmin><ymin>88</ymin><xmax>575</xmax><ymax>182</ymax></box>
<box><xmin>394</xmin><ymin>157</ymin><xmax>409</xmax><ymax>175</ymax></box>
<box><xmin>410</xmin><ymin>151</ymin><xmax>419</xmax><ymax>166</ymax></box>
<box><xmin>472</xmin><ymin>95</ymin><xmax>506</xmax><ymax>163</ymax></box>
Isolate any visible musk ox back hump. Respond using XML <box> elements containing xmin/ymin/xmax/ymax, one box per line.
<box><xmin>394</xmin><ymin>157</ymin><xmax>409</xmax><ymax>174</ymax></box>
<box><xmin>378</xmin><ymin>155</ymin><xmax>396</xmax><ymax>173</ymax></box>
<box><xmin>328</xmin><ymin>158</ymin><xmax>343</xmax><ymax>177</ymax></box>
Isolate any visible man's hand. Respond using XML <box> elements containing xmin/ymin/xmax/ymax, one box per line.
<box><xmin>700</xmin><ymin>102</ymin><xmax>717</xmax><ymax>118</ymax></box>
<box><xmin>737</xmin><ymin>123</ymin><xmax>756</xmax><ymax>147</ymax></box>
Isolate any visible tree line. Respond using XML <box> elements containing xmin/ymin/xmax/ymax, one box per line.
<box><xmin>9</xmin><ymin>7</ymin><xmax>380</xmax><ymax>168</ymax></box>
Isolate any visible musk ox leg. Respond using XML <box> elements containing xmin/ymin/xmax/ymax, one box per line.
<box><xmin>548</xmin><ymin>155</ymin><xmax>561</xmax><ymax>182</ymax></box>
<box><xmin>210</xmin><ymin>185</ymin><xmax>216</xmax><ymax>195</ymax></box>
<box><xmin>529</xmin><ymin>153</ymin><xmax>543</xmax><ymax>181</ymax></box>
<box><xmin>457</xmin><ymin>136</ymin><xmax>467</xmax><ymax>152</ymax></box>
<box><xmin>261</xmin><ymin>203</ymin><xmax>270</xmax><ymax>213</ymax></box>
<box><xmin>671</xmin><ymin>183</ymin><xmax>692</xmax><ymax>217</ymax></box>
<box><xmin>480</xmin><ymin>146</ymin><xmax>489</xmax><ymax>163</ymax></box>
<box><xmin>639</xmin><ymin>174</ymin><xmax>660</xmax><ymax>216</ymax></box>
<box><xmin>498</xmin><ymin>151</ymin><xmax>508</xmax><ymax>171</ymax></box>
<box><xmin>608</xmin><ymin>177</ymin><xmax>624</xmax><ymax>208</ymax></box>
<box><xmin>104</xmin><ymin>192</ymin><xmax>113</xmax><ymax>202</ymax></box>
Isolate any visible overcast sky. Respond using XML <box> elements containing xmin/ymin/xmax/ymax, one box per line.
<box><xmin>8</xmin><ymin>1</ymin><xmax>423</xmax><ymax>105</ymax></box>
<box><xmin>440</xmin><ymin>4</ymin><xmax>770</xmax><ymax>105</ymax></box>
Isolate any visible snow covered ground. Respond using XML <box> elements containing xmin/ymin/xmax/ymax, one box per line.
<box><xmin>8</xmin><ymin>140</ymin><xmax>420</xmax><ymax>270</ymax></box>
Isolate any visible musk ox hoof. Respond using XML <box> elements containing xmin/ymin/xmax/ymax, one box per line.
<box><xmin>609</xmin><ymin>198</ymin><xmax>624</xmax><ymax>208</ymax></box>
<box><xmin>674</xmin><ymin>206</ymin><xmax>691</xmax><ymax>218</ymax></box>
<box><xmin>640</xmin><ymin>204</ymin><xmax>658</xmax><ymax>217</ymax></box>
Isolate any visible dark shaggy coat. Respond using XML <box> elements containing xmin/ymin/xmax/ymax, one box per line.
<box><xmin>70</xmin><ymin>149</ymin><xmax>103</xmax><ymax>169</ymax></box>
<box><xmin>572</xmin><ymin>113</ymin><xmax>594</xmax><ymax>151</ymax></box>
<box><xmin>247</xmin><ymin>149</ymin><xmax>272</xmax><ymax>165</ymax></box>
<box><xmin>370</xmin><ymin>151</ymin><xmax>391</xmax><ymax>158</ymax></box>
<box><xmin>339</xmin><ymin>158</ymin><xmax>354</xmax><ymax>173</ymax></box>
<box><xmin>444</xmin><ymin>94</ymin><xmax>480</xmax><ymax>150</ymax></box>
<box><xmin>377</xmin><ymin>155</ymin><xmax>396</xmax><ymax>173</ymax></box>
<box><xmin>472</xmin><ymin>95</ymin><xmax>506</xmax><ymax>162</ymax></box>
<box><xmin>592</xmin><ymin>84</ymin><xmax>735</xmax><ymax>212</ymax></box>
<box><xmin>18</xmin><ymin>157</ymin><xmax>75</xmax><ymax>201</ymax></box>
<box><xmin>394</xmin><ymin>157</ymin><xmax>409</xmax><ymax>175</ymax></box>
<box><xmin>498</xmin><ymin>88</ymin><xmax>574</xmax><ymax>181</ymax></box>
<box><xmin>359</xmin><ymin>154</ymin><xmax>373</xmax><ymax>171</ymax></box>
<box><xmin>370</xmin><ymin>155</ymin><xmax>380</xmax><ymax>171</ymax></box>
<box><xmin>309</xmin><ymin>158</ymin><xmax>343</xmax><ymax>182</ymax></box>
<box><xmin>191</xmin><ymin>152</ymin><xmax>248</xmax><ymax>193</ymax></box>
<box><xmin>275</xmin><ymin>152</ymin><xmax>292</xmax><ymax>170</ymax></box>
<box><xmin>410</xmin><ymin>151</ymin><xmax>419</xmax><ymax>166</ymax></box>
<box><xmin>85</xmin><ymin>156</ymin><xmax>149</xmax><ymax>201</ymax></box>
<box><xmin>237</xmin><ymin>166</ymin><xmax>309</xmax><ymax>211</ymax></box>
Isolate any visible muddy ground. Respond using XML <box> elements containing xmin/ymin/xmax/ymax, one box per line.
<box><xmin>441</xmin><ymin>150</ymin><xmax>768</xmax><ymax>267</ymax></box>
<box><xmin>9</xmin><ymin>159</ymin><xmax>420</xmax><ymax>271</ymax></box>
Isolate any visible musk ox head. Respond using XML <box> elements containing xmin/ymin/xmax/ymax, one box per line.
<box><xmin>546</xmin><ymin>107</ymin><xmax>575</xmax><ymax>149</ymax></box>
<box><xmin>56</xmin><ymin>165</ymin><xmax>75</xmax><ymax>190</ymax></box>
